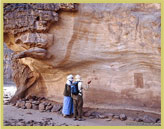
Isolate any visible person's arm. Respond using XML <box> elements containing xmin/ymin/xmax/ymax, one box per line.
<box><xmin>84</xmin><ymin>80</ymin><xmax>91</xmax><ymax>90</ymax></box>
<box><xmin>78</xmin><ymin>81</ymin><xmax>91</xmax><ymax>95</ymax></box>
<box><xmin>82</xmin><ymin>83</ymin><xmax>90</xmax><ymax>90</ymax></box>
<box><xmin>83</xmin><ymin>84</ymin><xmax>89</xmax><ymax>90</ymax></box>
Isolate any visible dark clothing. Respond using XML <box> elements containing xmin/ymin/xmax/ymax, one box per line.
<box><xmin>63</xmin><ymin>84</ymin><xmax>71</xmax><ymax>97</ymax></box>
<box><xmin>71</xmin><ymin>81</ymin><xmax>80</xmax><ymax>95</ymax></box>
<box><xmin>72</xmin><ymin>95</ymin><xmax>83</xmax><ymax>118</ymax></box>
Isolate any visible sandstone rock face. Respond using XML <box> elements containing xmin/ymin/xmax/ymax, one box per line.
<box><xmin>4</xmin><ymin>3</ymin><xmax>77</xmax><ymax>34</ymax></box>
<box><xmin>4</xmin><ymin>3</ymin><xmax>161</xmax><ymax>113</ymax></box>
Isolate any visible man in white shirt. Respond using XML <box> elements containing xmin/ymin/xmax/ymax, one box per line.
<box><xmin>72</xmin><ymin>75</ymin><xmax>90</xmax><ymax>121</ymax></box>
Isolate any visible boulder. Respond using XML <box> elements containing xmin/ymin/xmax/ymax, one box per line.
<box><xmin>25</xmin><ymin>102</ymin><xmax>32</xmax><ymax>109</ymax></box>
<box><xmin>127</xmin><ymin>117</ymin><xmax>135</xmax><ymax>121</ymax></box>
<box><xmin>119</xmin><ymin>114</ymin><xmax>127</xmax><ymax>121</ymax></box>
<box><xmin>32</xmin><ymin>104</ymin><xmax>38</xmax><ymax>110</ymax></box>
<box><xmin>45</xmin><ymin>105</ymin><xmax>53</xmax><ymax>111</ymax></box>
<box><xmin>39</xmin><ymin>103</ymin><xmax>45</xmax><ymax>111</ymax></box>
<box><xmin>142</xmin><ymin>115</ymin><xmax>158</xmax><ymax>123</ymax></box>
<box><xmin>20</xmin><ymin>101</ymin><xmax>26</xmax><ymax>108</ymax></box>
<box><xmin>135</xmin><ymin>117</ymin><xmax>143</xmax><ymax>122</ymax></box>
<box><xmin>32</xmin><ymin>101</ymin><xmax>40</xmax><ymax>105</ymax></box>
<box><xmin>89</xmin><ymin>116</ymin><xmax>96</xmax><ymax>119</ymax></box>
<box><xmin>113</xmin><ymin>115</ymin><xmax>120</xmax><ymax>120</ymax></box>
<box><xmin>83</xmin><ymin>111</ymin><xmax>92</xmax><ymax>117</ymax></box>
<box><xmin>157</xmin><ymin>119</ymin><xmax>161</xmax><ymax>123</ymax></box>
<box><xmin>107</xmin><ymin>113</ymin><xmax>114</xmax><ymax>118</ymax></box>
<box><xmin>98</xmin><ymin>114</ymin><xmax>108</xmax><ymax>119</ymax></box>
<box><xmin>15</xmin><ymin>101</ymin><xmax>21</xmax><ymax>108</ymax></box>
<box><xmin>89</xmin><ymin>111</ymin><xmax>101</xmax><ymax>119</ymax></box>
<box><xmin>51</xmin><ymin>104</ymin><xmax>62</xmax><ymax>112</ymax></box>
<box><xmin>106</xmin><ymin>118</ymin><xmax>112</xmax><ymax>121</ymax></box>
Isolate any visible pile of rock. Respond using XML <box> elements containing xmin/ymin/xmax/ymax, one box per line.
<box><xmin>13</xmin><ymin>96</ymin><xmax>62</xmax><ymax>113</ymax></box>
<box><xmin>84</xmin><ymin>111</ymin><xmax>127</xmax><ymax>121</ymax></box>
<box><xmin>134</xmin><ymin>115</ymin><xmax>161</xmax><ymax>123</ymax></box>
<box><xmin>83</xmin><ymin>110</ymin><xmax>161</xmax><ymax>124</ymax></box>
<box><xmin>4</xmin><ymin>118</ymin><xmax>56</xmax><ymax>126</ymax></box>
<box><xmin>3</xmin><ymin>94</ymin><xmax>11</xmax><ymax>104</ymax></box>
<box><xmin>9</xmin><ymin>96</ymin><xmax>161</xmax><ymax>125</ymax></box>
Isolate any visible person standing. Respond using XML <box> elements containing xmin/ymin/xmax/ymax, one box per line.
<box><xmin>62</xmin><ymin>74</ymin><xmax>74</xmax><ymax>117</ymax></box>
<box><xmin>72</xmin><ymin>75</ymin><xmax>91</xmax><ymax>121</ymax></box>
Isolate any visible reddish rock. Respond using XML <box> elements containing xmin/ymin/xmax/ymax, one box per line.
<box><xmin>51</xmin><ymin>104</ymin><xmax>62</xmax><ymax>112</ymax></box>
<box><xmin>45</xmin><ymin>105</ymin><xmax>53</xmax><ymax>111</ymax></box>
<box><xmin>15</xmin><ymin>101</ymin><xmax>21</xmax><ymax>108</ymax></box>
<box><xmin>25</xmin><ymin>102</ymin><xmax>32</xmax><ymax>109</ymax></box>
<box><xmin>20</xmin><ymin>101</ymin><xmax>26</xmax><ymax>108</ymax></box>
<box><xmin>32</xmin><ymin>104</ymin><xmax>38</xmax><ymax>110</ymax></box>
<box><xmin>39</xmin><ymin>103</ymin><xmax>45</xmax><ymax>111</ymax></box>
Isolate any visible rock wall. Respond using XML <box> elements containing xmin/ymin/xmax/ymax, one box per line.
<box><xmin>3</xmin><ymin>43</ymin><xmax>13</xmax><ymax>83</ymax></box>
<box><xmin>3</xmin><ymin>3</ymin><xmax>161</xmax><ymax>113</ymax></box>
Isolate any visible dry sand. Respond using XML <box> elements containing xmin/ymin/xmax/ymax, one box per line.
<box><xmin>4</xmin><ymin>105</ymin><xmax>135</xmax><ymax>126</ymax></box>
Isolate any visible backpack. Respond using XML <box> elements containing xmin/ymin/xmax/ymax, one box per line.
<box><xmin>71</xmin><ymin>81</ymin><xmax>79</xmax><ymax>95</ymax></box>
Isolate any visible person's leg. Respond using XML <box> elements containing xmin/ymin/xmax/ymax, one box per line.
<box><xmin>73</xmin><ymin>99</ymin><xmax>78</xmax><ymax>120</ymax></box>
<box><xmin>71</xmin><ymin>98</ymin><xmax>74</xmax><ymax>115</ymax></box>
<box><xmin>78</xmin><ymin>95</ymin><xmax>84</xmax><ymax>120</ymax></box>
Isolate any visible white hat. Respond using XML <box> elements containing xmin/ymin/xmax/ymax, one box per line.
<box><xmin>67</xmin><ymin>74</ymin><xmax>73</xmax><ymax>81</ymax></box>
<box><xmin>75</xmin><ymin>75</ymin><xmax>81</xmax><ymax>81</ymax></box>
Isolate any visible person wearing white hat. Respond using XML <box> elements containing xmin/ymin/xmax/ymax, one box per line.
<box><xmin>71</xmin><ymin>75</ymin><xmax>91</xmax><ymax>121</ymax></box>
<box><xmin>62</xmin><ymin>74</ymin><xmax>74</xmax><ymax>117</ymax></box>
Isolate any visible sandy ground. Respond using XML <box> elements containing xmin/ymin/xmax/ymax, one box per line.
<box><xmin>3</xmin><ymin>105</ymin><xmax>132</xmax><ymax>126</ymax></box>
<box><xmin>3</xmin><ymin>105</ymin><xmax>161</xmax><ymax>126</ymax></box>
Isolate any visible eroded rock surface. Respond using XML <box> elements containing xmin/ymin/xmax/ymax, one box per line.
<box><xmin>4</xmin><ymin>3</ymin><xmax>161</xmax><ymax>113</ymax></box>
<box><xmin>3</xmin><ymin>43</ymin><xmax>13</xmax><ymax>82</ymax></box>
